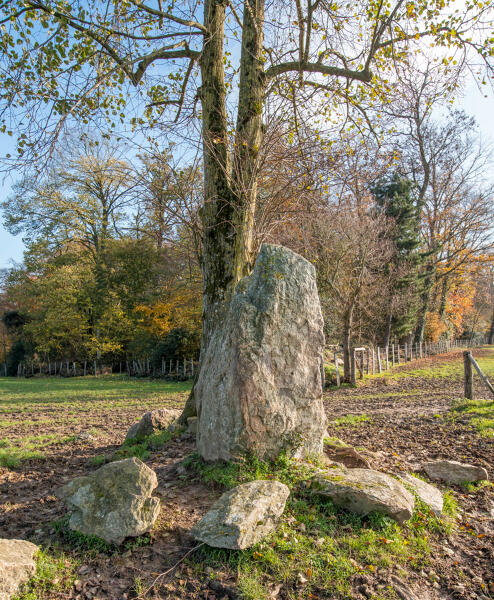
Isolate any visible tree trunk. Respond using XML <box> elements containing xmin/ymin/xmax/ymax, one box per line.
<box><xmin>414</xmin><ymin>265</ymin><xmax>434</xmax><ymax>343</ymax></box>
<box><xmin>438</xmin><ymin>275</ymin><xmax>448</xmax><ymax>319</ymax></box>
<box><xmin>383</xmin><ymin>306</ymin><xmax>393</xmax><ymax>348</ymax></box>
<box><xmin>180</xmin><ymin>0</ymin><xmax>234</xmax><ymax>423</ymax></box>
<box><xmin>180</xmin><ymin>0</ymin><xmax>266</xmax><ymax>424</ymax></box>
<box><xmin>232</xmin><ymin>0</ymin><xmax>266</xmax><ymax>280</ymax></box>
<box><xmin>489</xmin><ymin>309</ymin><xmax>494</xmax><ymax>345</ymax></box>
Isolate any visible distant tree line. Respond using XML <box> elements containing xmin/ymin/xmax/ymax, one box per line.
<box><xmin>0</xmin><ymin>140</ymin><xmax>202</xmax><ymax>376</ymax></box>
<box><xmin>1</xmin><ymin>75</ymin><xmax>493</xmax><ymax>382</ymax></box>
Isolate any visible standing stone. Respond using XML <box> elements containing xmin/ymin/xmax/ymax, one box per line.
<box><xmin>422</xmin><ymin>460</ymin><xmax>488</xmax><ymax>484</ymax></box>
<box><xmin>126</xmin><ymin>408</ymin><xmax>181</xmax><ymax>441</ymax></box>
<box><xmin>196</xmin><ymin>244</ymin><xmax>327</xmax><ymax>461</ymax></box>
<box><xmin>0</xmin><ymin>539</ymin><xmax>38</xmax><ymax>600</ymax></box>
<box><xmin>57</xmin><ymin>457</ymin><xmax>160</xmax><ymax>545</ymax></box>
<box><xmin>190</xmin><ymin>480</ymin><xmax>290</xmax><ymax>549</ymax></box>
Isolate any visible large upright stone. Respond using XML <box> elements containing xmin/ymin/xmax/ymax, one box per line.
<box><xmin>196</xmin><ymin>244</ymin><xmax>327</xmax><ymax>461</ymax></box>
<box><xmin>57</xmin><ymin>457</ymin><xmax>160</xmax><ymax>545</ymax></box>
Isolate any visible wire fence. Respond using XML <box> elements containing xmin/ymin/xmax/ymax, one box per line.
<box><xmin>1</xmin><ymin>357</ymin><xmax>198</xmax><ymax>379</ymax></box>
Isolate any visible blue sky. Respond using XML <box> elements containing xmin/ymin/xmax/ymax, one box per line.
<box><xmin>0</xmin><ymin>81</ymin><xmax>493</xmax><ymax>270</ymax></box>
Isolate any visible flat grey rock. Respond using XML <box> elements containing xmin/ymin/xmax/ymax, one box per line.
<box><xmin>196</xmin><ymin>244</ymin><xmax>327</xmax><ymax>461</ymax></box>
<box><xmin>423</xmin><ymin>460</ymin><xmax>488</xmax><ymax>484</ymax></box>
<box><xmin>312</xmin><ymin>468</ymin><xmax>414</xmax><ymax>524</ymax></box>
<box><xmin>0</xmin><ymin>539</ymin><xmax>38</xmax><ymax>600</ymax></box>
<box><xmin>191</xmin><ymin>480</ymin><xmax>290</xmax><ymax>549</ymax></box>
<box><xmin>57</xmin><ymin>457</ymin><xmax>160</xmax><ymax>545</ymax></box>
<box><xmin>399</xmin><ymin>474</ymin><xmax>443</xmax><ymax>516</ymax></box>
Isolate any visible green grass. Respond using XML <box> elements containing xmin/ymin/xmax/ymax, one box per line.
<box><xmin>0</xmin><ymin>375</ymin><xmax>191</xmax><ymax>413</ymax></box>
<box><xmin>460</xmin><ymin>480</ymin><xmax>493</xmax><ymax>493</ymax></box>
<box><xmin>330</xmin><ymin>414</ymin><xmax>371</xmax><ymax>427</ymax></box>
<box><xmin>0</xmin><ymin>446</ymin><xmax>46</xmax><ymax>468</ymax></box>
<box><xmin>0</xmin><ymin>376</ymin><xmax>190</xmax><ymax>469</ymax></box>
<box><xmin>451</xmin><ymin>398</ymin><xmax>494</xmax><ymax>438</ymax></box>
<box><xmin>12</xmin><ymin>548</ymin><xmax>79</xmax><ymax>600</ymax></box>
<box><xmin>185</xmin><ymin>453</ymin><xmax>457</xmax><ymax>600</ymax></box>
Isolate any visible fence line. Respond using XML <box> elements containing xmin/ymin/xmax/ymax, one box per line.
<box><xmin>328</xmin><ymin>336</ymin><xmax>488</xmax><ymax>387</ymax></box>
<box><xmin>1</xmin><ymin>357</ymin><xmax>198</xmax><ymax>379</ymax></box>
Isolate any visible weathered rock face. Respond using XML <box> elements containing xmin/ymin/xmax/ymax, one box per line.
<box><xmin>126</xmin><ymin>408</ymin><xmax>181</xmax><ymax>441</ymax></box>
<box><xmin>399</xmin><ymin>474</ymin><xmax>443</xmax><ymax>516</ymax></box>
<box><xmin>312</xmin><ymin>468</ymin><xmax>414</xmax><ymax>524</ymax></box>
<box><xmin>57</xmin><ymin>457</ymin><xmax>160</xmax><ymax>545</ymax></box>
<box><xmin>0</xmin><ymin>539</ymin><xmax>38</xmax><ymax>600</ymax></box>
<box><xmin>423</xmin><ymin>460</ymin><xmax>488</xmax><ymax>484</ymax></box>
<box><xmin>190</xmin><ymin>480</ymin><xmax>290</xmax><ymax>549</ymax></box>
<box><xmin>196</xmin><ymin>244</ymin><xmax>327</xmax><ymax>461</ymax></box>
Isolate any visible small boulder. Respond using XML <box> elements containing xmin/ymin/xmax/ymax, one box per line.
<box><xmin>423</xmin><ymin>460</ymin><xmax>488</xmax><ymax>484</ymax></box>
<box><xmin>57</xmin><ymin>457</ymin><xmax>160</xmax><ymax>545</ymax></box>
<box><xmin>399</xmin><ymin>474</ymin><xmax>443</xmax><ymax>516</ymax></box>
<box><xmin>126</xmin><ymin>408</ymin><xmax>181</xmax><ymax>441</ymax></box>
<box><xmin>190</xmin><ymin>480</ymin><xmax>290</xmax><ymax>549</ymax></box>
<box><xmin>312</xmin><ymin>468</ymin><xmax>414</xmax><ymax>524</ymax></box>
<box><xmin>0</xmin><ymin>539</ymin><xmax>38</xmax><ymax>600</ymax></box>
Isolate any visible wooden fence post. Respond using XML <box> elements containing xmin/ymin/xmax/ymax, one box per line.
<box><xmin>377</xmin><ymin>347</ymin><xmax>382</xmax><ymax>373</ymax></box>
<box><xmin>463</xmin><ymin>351</ymin><xmax>473</xmax><ymax>399</ymax></box>
<box><xmin>468</xmin><ymin>352</ymin><xmax>494</xmax><ymax>396</ymax></box>
<box><xmin>334</xmin><ymin>352</ymin><xmax>340</xmax><ymax>387</ymax></box>
<box><xmin>350</xmin><ymin>349</ymin><xmax>357</xmax><ymax>385</ymax></box>
<box><xmin>358</xmin><ymin>350</ymin><xmax>364</xmax><ymax>379</ymax></box>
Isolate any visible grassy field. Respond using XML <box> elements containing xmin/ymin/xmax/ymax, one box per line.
<box><xmin>0</xmin><ymin>376</ymin><xmax>191</xmax><ymax>467</ymax></box>
<box><xmin>328</xmin><ymin>346</ymin><xmax>494</xmax><ymax>438</ymax></box>
<box><xmin>1</xmin><ymin>351</ymin><xmax>493</xmax><ymax>599</ymax></box>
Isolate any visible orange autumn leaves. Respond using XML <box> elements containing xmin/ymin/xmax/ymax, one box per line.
<box><xmin>135</xmin><ymin>284</ymin><xmax>202</xmax><ymax>338</ymax></box>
